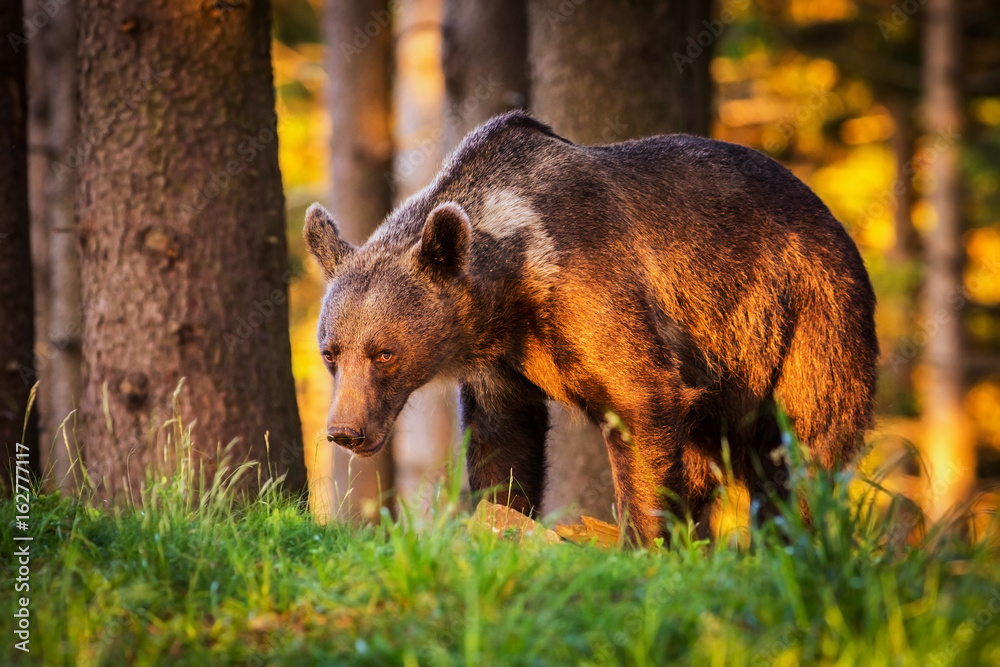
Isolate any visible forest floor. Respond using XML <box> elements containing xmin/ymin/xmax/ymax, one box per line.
<box><xmin>4</xmin><ymin>436</ymin><xmax>1000</xmax><ymax>666</ymax></box>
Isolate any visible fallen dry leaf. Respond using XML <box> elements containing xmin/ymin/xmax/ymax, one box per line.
<box><xmin>469</xmin><ymin>501</ymin><xmax>622</xmax><ymax>548</ymax></box>
<box><xmin>554</xmin><ymin>516</ymin><xmax>621</xmax><ymax>548</ymax></box>
<box><xmin>469</xmin><ymin>501</ymin><xmax>562</xmax><ymax>544</ymax></box>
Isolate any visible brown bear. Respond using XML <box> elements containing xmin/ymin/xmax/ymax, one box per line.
<box><xmin>304</xmin><ymin>111</ymin><xmax>878</xmax><ymax>544</ymax></box>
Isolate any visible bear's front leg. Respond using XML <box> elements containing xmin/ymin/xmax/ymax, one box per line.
<box><xmin>459</xmin><ymin>371</ymin><xmax>549</xmax><ymax>517</ymax></box>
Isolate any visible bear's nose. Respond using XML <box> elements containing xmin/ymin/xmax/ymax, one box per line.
<box><xmin>327</xmin><ymin>424</ymin><xmax>365</xmax><ymax>448</ymax></box>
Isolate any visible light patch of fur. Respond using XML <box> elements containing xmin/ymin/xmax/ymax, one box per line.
<box><xmin>477</xmin><ymin>189</ymin><xmax>559</xmax><ymax>299</ymax></box>
<box><xmin>476</xmin><ymin>189</ymin><xmax>537</xmax><ymax>240</ymax></box>
<box><xmin>475</xmin><ymin>190</ymin><xmax>566</xmax><ymax>402</ymax></box>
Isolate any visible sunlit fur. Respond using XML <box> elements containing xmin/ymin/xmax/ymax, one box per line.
<box><xmin>305</xmin><ymin>111</ymin><xmax>879</xmax><ymax>544</ymax></box>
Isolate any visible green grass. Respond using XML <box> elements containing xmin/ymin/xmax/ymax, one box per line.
<box><xmin>4</xmin><ymin>426</ymin><xmax>1000</xmax><ymax>666</ymax></box>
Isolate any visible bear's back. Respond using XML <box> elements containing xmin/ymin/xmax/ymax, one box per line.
<box><xmin>378</xmin><ymin>112</ymin><xmax>866</xmax><ymax>301</ymax></box>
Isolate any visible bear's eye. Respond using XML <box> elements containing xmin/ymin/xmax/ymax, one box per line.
<box><xmin>376</xmin><ymin>350</ymin><xmax>393</xmax><ymax>363</ymax></box>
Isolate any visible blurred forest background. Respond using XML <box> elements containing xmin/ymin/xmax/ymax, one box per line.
<box><xmin>2</xmin><ymin>0</ymin><xmax>999</xmax><ymax>539</ymax></box>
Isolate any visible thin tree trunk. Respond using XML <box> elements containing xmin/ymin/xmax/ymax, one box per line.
<box><xmin>885</xmin><ymin>93</ymin><xmax>917</xmax><ymax>414</ymax></box>
<box><xmin>45</xmin><ymin>0</ymin><xmax>82</xmax><ymax>493</ymax></box>
<box><xmin>0</xmin><ymin>1</ymin><xmax>39</xmax><ymax>493</ymax></box>
<box><xmin>888</xmin><ymin>95</ymin><xmax>918</xmax><ymax>262</ymax></box>
<box><xmin>25</xmin><ymin>0</ymin><xmax>51</xmax><ymax>485</ymax></box>
<box><xmin>316</xmin><ymin>0</ymin><xmax>396</xmax><ymax>522</ymax></box>
<box><xmin>442</xmin><ymin>0</ymin><xmax>529</xmax><ymax>147</ymax></box>
<box><xmin>528</xmin><ymin>0</ymin><xmax>713</xmax><ymax>522</ymax></box>
<box><xmin>77</xmin><ymin>0</ymin><xmax>304</xmax><ymax>500</ymax></box>
<box><xmin>921</xmin><ymin>0</ymin><xmax>974</xmax><ymax>521</ymax></box>
<box><xmin>391</xmin><ymin>0</ymin><xmax>454</xmax><ymax>518</ymax></box>
<box><xmin>26</xmin><ymin>0</ymin><xmax>81</xmax><ymax>492</ymax></box>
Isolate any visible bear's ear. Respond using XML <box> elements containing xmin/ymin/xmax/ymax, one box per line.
<box><xmin>415</xmin><ymin>202</ymin><xmax>472</xmax><ymax>279</ymax></box>
<box><xmin>304</xmin><ymin>203</ymin><xmax>356</xmax><ymax>281</ymax></box>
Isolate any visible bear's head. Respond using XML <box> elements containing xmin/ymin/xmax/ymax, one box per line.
<box><xmin>303</xmin><ymin>201</ymin><xmax>471</xmax><ymax>456</ymax></box>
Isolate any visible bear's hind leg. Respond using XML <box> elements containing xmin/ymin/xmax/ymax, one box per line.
<box><xmin>683</xmin><ymin>447</ymin><xmax>720</xmax><ymax>540</ymax></box>
<box><xmin>459</xmin><ymin>372</ymin><xmax>548</xmax><ymax>517</ymax></box>
<box><xmin>600</xmin><ymin>415</ymin><xmax>695</xmax><ymax>546</ymax></box>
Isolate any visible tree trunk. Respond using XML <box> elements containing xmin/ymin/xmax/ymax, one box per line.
<box><xmin>315</xmin><ymin>0</ymin><xmax>396</xmax><ymax>522</ymax></box>
<box><xmin>884</xmin><ymin>93</ymin><xmax>917</xmax><ymax>415</ymax></box>
<box><xmin>0</xmin><ymin>1</ymin><xmax>38</xmax><ymax>493</ymax></box>
<box><xmin>528</xmin><ymin>0</ymin><xmax>711</xmax><ymax>142</ymax></box>
<box><xmin>391</xmin><ymin>0</ymin><xmax>455</xmax><ymax>518</ymax></box>
<box><xmin>921</xmin><ymin>0</ymin><xmax>974</xmax><ymax>521</ymax></box>
<box><xmin>26</xmin><ymin>0</ymin><xmax>51</xmax><ymax>492</ymax></box>
<box><xmin>442</xmin><ymin>0</ymin><xmax>529</xmax><ymax>147</ymax></box>
<box><xmin>76</xmin><ymin>0</ymin><xmax>304</xmax><ymax>500</ymax></box>
<box><xmin>888</xmin><ymin>95</ymin><xmax>918</xmax><ymax>263</ymax></box>
<box><xmin>26</xmin><ymin>0</ymin><xmax>82</xmax><ymax>492</ymax></box>
<box><xmin>527</xmin><ymin>0</ymin><xmax>713</xmax><ymax>522</ymax></box>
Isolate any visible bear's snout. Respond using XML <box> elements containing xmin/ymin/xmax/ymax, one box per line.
<box><xmin>327</xmin><ymin>423</ymin><xmax>365</xmax><ymax>449</ymax></box>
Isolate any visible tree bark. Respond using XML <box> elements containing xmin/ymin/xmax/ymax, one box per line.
<box><xmin>921</xmin><ymin>0</ymin><xmax>974</xmax><ymax>521</ymax></box>
<box><xmin>76</xmin><ymin>0</ymin><xmax>304</xmax><ymax>500</ymax></box>
<box><xmin>26</xmin><ymin>0</ymin><xmax>81</xmax><ymax>492</ymax></box>
<box><xmin>888</xmin><ymin>94</ymin><xmax>918</xmax><ymax>262</ymax></box>
<box><xmin>316</xmin><ymin>0</ymin><xmax>396</xmax><ymax>522</ymax></box>
<box><xmin>527</xmin><ymin>0</ymin><xmax>713</xmax><ymax>522</ymax></box>
<box><xmin>884</xmin><ymin>93</ymin><xmax>918</xmax><ymax>415</ymax></box>
<box><xmin>442</xmin><ymin>0</ymin><xmax>529</xmax><ymax>147</ymax></box>
<box><xmin>26</xmin><ymin>0</ymin><xmax>50</xmax><ymax>492</ymax></box>
<box><xmin>0</xmin><ymin>1</ymin><xmax>38</xmax><ymax>493</ymax></box>
<box><xmin>528</xmin><ymin>0</ymin><xmax>712</xmax><ymax>143</ymax></box>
